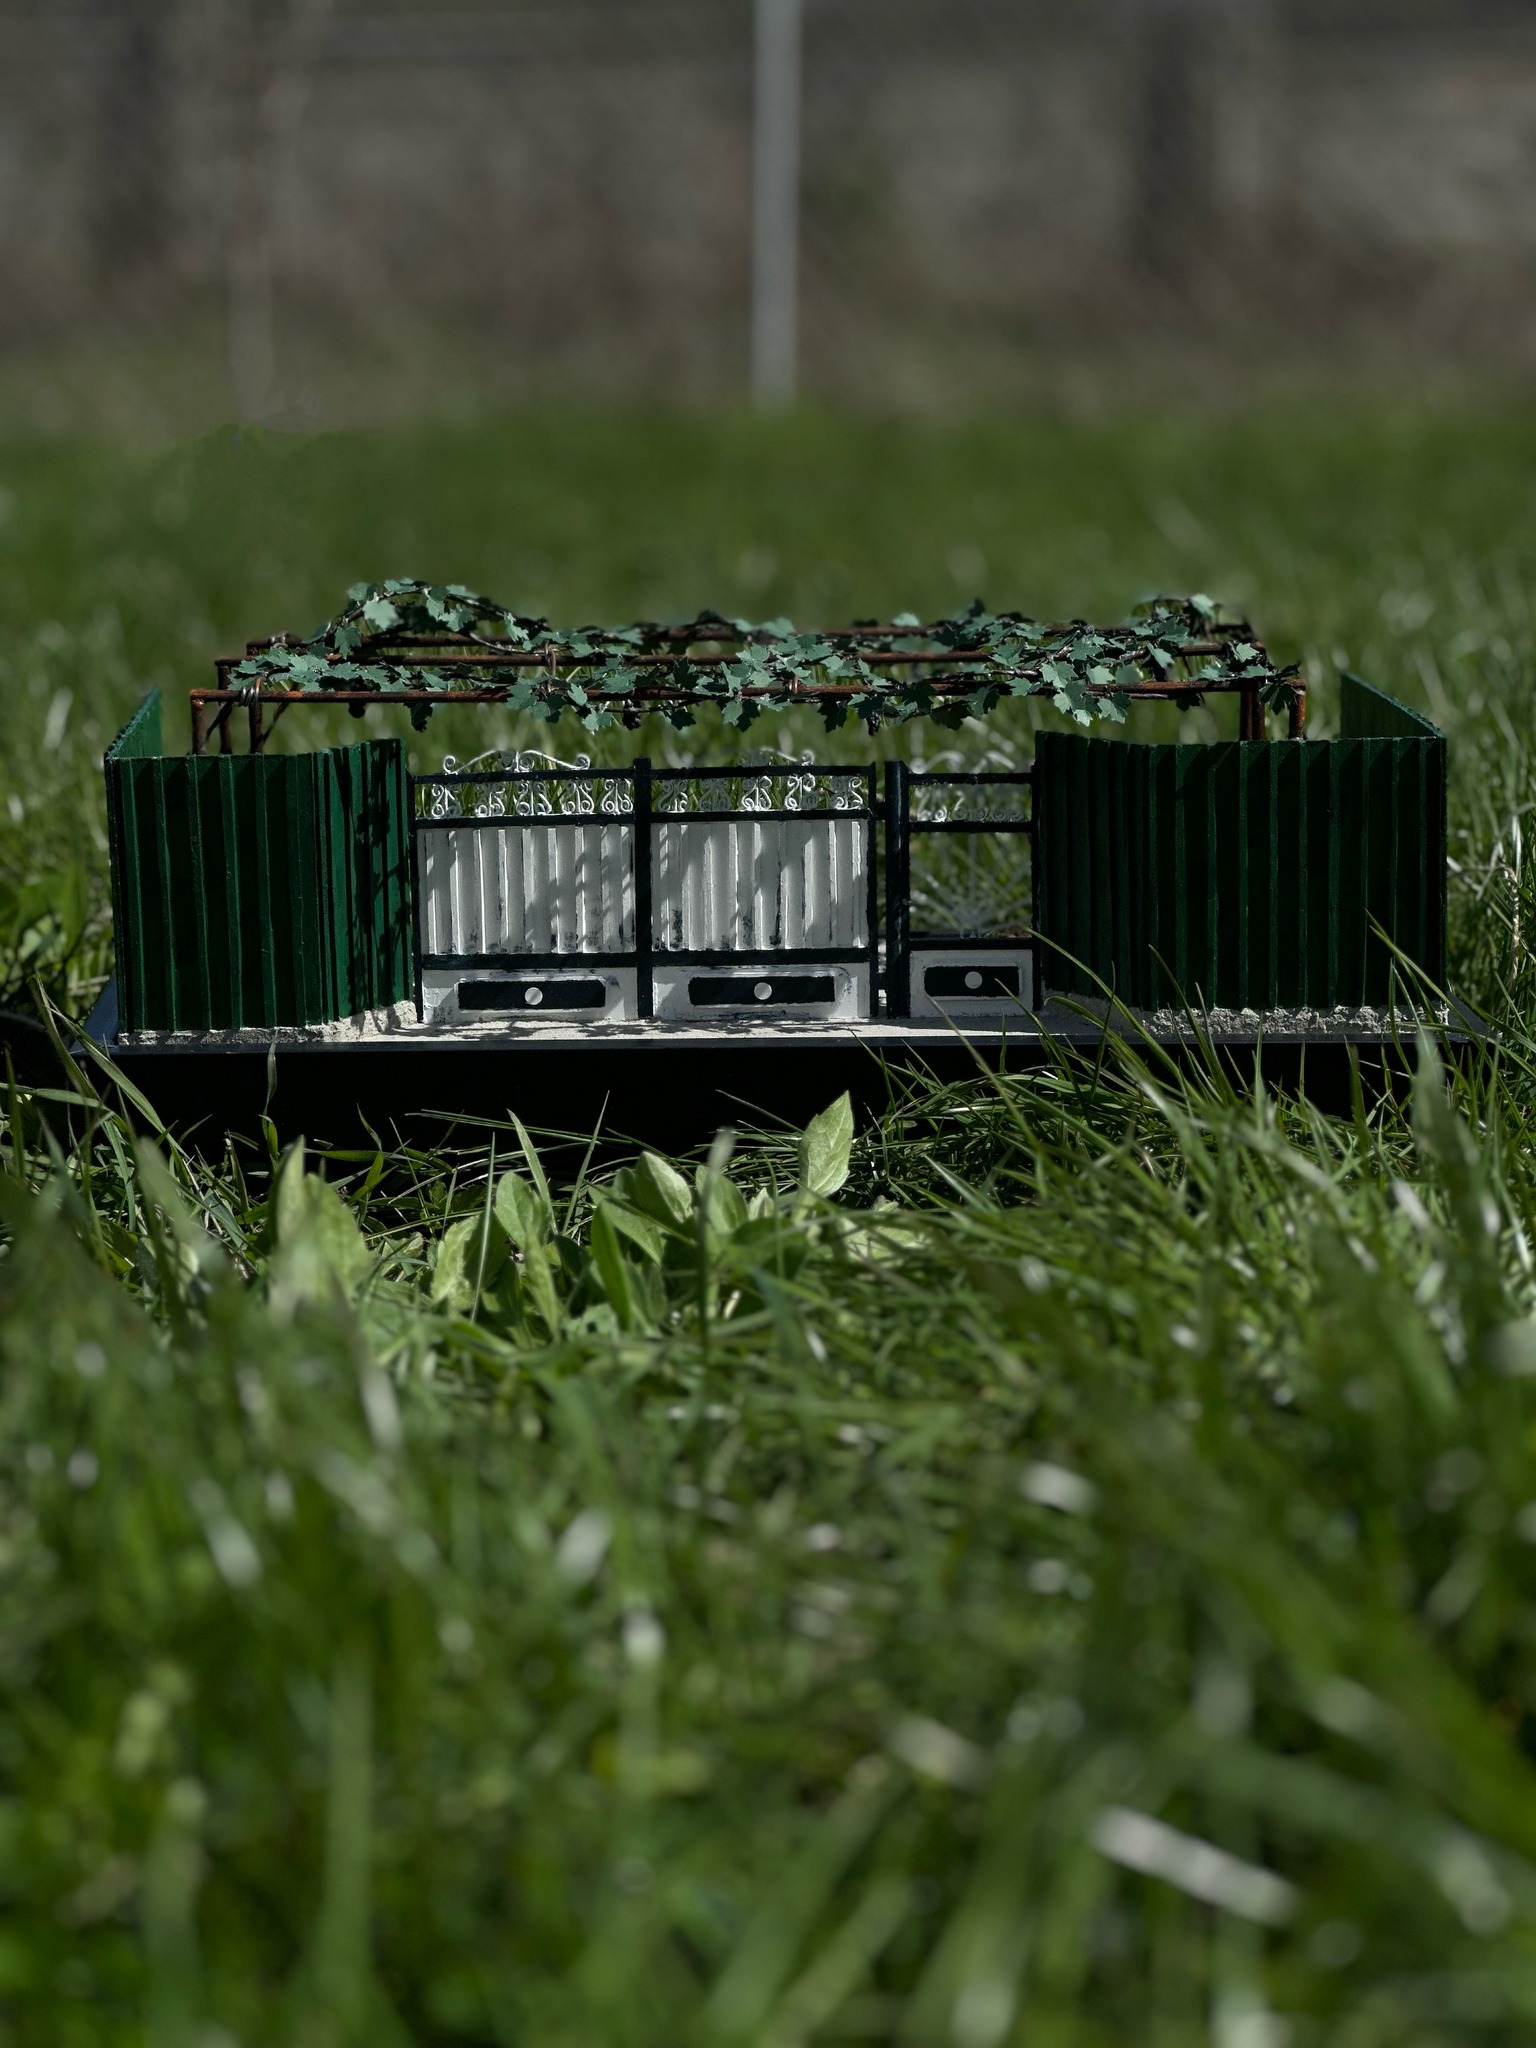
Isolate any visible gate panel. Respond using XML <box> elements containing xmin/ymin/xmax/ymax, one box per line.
<box><xmin>415</xmin><ymin>821</ymin><xmax>635</xmax><ymax>958</ymax></box>
<box><xmin>412</xmin><ymin>760</ymin><xmax>875</xmax><ymax>1022</ymax></box>
<box><xmin>652</xmin><ymin>816</ymin><xmax>867</xmax><ymax>954</ymax></box>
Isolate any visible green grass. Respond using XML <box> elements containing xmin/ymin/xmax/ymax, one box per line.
<box><xmin>6</xmin><ymin>405</ymin><xmax>1536</xmax><ymax>2043</ymax></box>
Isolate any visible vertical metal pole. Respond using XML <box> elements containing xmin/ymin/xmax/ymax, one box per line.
<box><xmin>408</xmin><ymin>783</ymin><xmax>426</xmax><ymax>1022</ymax></box>
<box><xmin>752</xmin><ymin>0</ymin><xmax>802</xmax><ymax>409</ymax></box>
<box><xmin>864</xmin><ymin>765</ymin><xmax>880</xmax><ymax>1019</ymax></box>
<box><xmin>634</xmin><ymin>759</ymin><xmax>654</xmax><ymax>1019</ymax></box>
<box><xmin>883</xmin><ymin>760</ymin><xmax>910</xmax><ymax>1018</ymax></box>
<box><xmin>1027</xmin><ymin>772</ymin><xmax>1040</xmax><ymax>1012</ymax></box>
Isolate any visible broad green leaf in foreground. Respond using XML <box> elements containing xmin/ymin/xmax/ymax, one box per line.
<box><xmin>798</xmin><ymin>1091</ymin><xmax>854</xmax><ymax>1198</ymax></box>
<box><xmin>270</xmin><ymin>1141</ymin><xmax>373</xmax><ymax>1305</ymax></box>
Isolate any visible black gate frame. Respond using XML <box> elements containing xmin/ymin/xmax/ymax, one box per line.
<box><xmin>411</xmin><ymin>758</ymin><xmax>881</xmax><ymax>1019</ymax></box>
<box><xmin>882</xmin><ymin>762</ymin><xmax>1035</xmax><ymax>1019</ymax></box>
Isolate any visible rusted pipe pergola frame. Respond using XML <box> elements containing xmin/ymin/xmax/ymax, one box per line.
<box><xmin>192</xmin><ymin>676</ymin><xmax>1305</xmax><ymax>754</ymax></box>
<box><xmin>193</xmin><ymin>627</ymin><xmax>1305</xmax><ymax>754</ymax></box>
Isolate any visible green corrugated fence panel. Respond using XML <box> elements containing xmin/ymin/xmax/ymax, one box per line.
<box><xmin>327</xmin><ymin>739</ymin><xmax>415</xmax><ymax>1016</ymax></box>
<box><xmin>1340</xmin><ymin>671</ymin><xmax>1440</xmax><ymax>740</ymax></box>
<box><xmin>104</xmin><ymin>694</ymin><xmax>416</xmax><ymax>1031</ymax></box>
<box><xmin>105</xmin><ymin>691</ymin><xmax>163</xmax><ymax>763</ymax></box>
<box><xmin>1301</xmin><ymin>740</ymin><xmax>1330</xmax><ymax>1006</ymax></box>
<box><xmin>100</xmin><ymin>686</ymin><xmax>169</xmax><ymax>1034</ymax></box>
<box><xmin>283</xmin><ymin>754</ymin><xmax>321</xmax><ymax>1027</ymax></box>
<box><xmin>1034</xmin><ymin>680</ymin><xmax>1446</xmax><ymax>1010</ymax></box>
<box><xmin>329</xmin><ymin>752</ymin><xmax>354</xmax><ymax>1016</ymax></box>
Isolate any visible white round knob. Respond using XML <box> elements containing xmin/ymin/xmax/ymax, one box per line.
<box><xmin>964</xmin><ymin>970</ymin><xmax>984</xmax><ymax>991</ymax></box>
<box><xmin>525</xmin><ymin>987</ymin><xmax>544</xmax><ymax>1007</ymax></box>
<box><xmin>754</xmin><ymin>981</ymin><xmax>773</xmax><ymax>1001</ymax></box>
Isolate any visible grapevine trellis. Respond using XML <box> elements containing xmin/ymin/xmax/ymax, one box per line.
<box><xmin>194</xmin><ymin>580</ymin><xmax>1305</xmax><ymax>752</ymax></box>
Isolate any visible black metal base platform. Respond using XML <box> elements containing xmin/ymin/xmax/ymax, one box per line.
<box><xmin>76</xmin><ymin>983</ymin><xmax>1476</xmax><ymax>1156</ymax></box>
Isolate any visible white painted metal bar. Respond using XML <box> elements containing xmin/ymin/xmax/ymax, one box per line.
<box><xmin>653</xmin><ymin>817</ymin><xmax>865</xmax><ymax>953</ymax></box>
<box><xmin>751</xmin><ymin>0</ymin><xmax>802</xmax><ymax>408</ymax></box>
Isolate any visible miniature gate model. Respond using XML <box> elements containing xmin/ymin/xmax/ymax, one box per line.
<box><xmin>92</xmin><ymin>585</ymin><xmax>1451</xmax><ymax>1132</ymax></box>
<box><xmin>410</xmin><ymin>756</ymin><xmax>1054</xmax><ymax>1029</ymax></box>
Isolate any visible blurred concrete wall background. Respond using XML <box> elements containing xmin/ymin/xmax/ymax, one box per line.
<box><xmin>4</xmin><ymin>0</ymin><xmax>1536</xmax><ymax>423</ymax></box>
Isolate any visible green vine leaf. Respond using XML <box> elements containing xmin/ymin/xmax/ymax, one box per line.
<box><xmin>225</xmin><ymin>580</ymin><xmax>1282</xmax><ymax>735</ymax></box>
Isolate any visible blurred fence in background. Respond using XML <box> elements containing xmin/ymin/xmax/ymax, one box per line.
<box><xmin>4</xmin><ymin>0</ymin><xmax>1536</xmax><ymax>428</ymax></box>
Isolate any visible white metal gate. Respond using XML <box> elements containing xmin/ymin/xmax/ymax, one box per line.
<box><xmin>415</xmin><ymin>820</ymin><xmax>634</xmax><ymax>958</ymax></box>
<box><xmin>411</xmin><ymin>757</ymin><xmax>879</xmax><ymax>1022</ymax></box>
<box><xmin>652</xmin><ymin>815</ymin><xmax>866</xmax><ymax>954</ymax></box>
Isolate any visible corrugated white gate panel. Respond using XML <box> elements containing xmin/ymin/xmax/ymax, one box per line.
<box><xmin>653</xmin><ymin>817</ymin><xmax>866</xmax><ymax>953</ymax></box>
<box><xmin>418</xmin><ymin>823</ymin><xmax>634</xmax><ymax>955</ymax></box>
